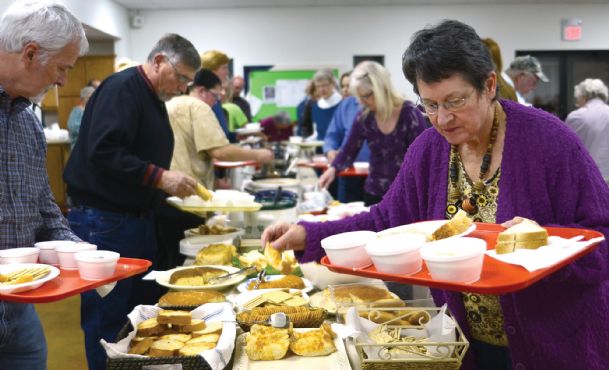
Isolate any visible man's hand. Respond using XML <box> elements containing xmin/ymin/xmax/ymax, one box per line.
<box><xmin>255</xmin><ymin>149</ymin><xmax>274</xmax><ymax>163</ymax></box>
<box><xmin>157</xmin><ymin>170</ymin><xmax>197</xmax><ymax>198</ymax></box>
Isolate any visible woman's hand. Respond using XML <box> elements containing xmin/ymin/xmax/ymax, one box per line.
<box><xmin>318</xmin><ymin>166</ymin><xmax>337</xmax><ymax>189</ymax></box>
<box><xmin>261</xmin><ymin>222</ymin><xmax>306</xmax><ymax>252</ymax></box>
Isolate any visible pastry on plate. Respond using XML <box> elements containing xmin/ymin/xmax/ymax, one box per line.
<box><xmin>247</xmin><ymin>274</ymin><xmax>305</xmax><ymax>290</ymax></box>
<box><xmin>158</xmin><ymin>290</ymin><xmax>225</xmax><ymax>307</ymax></box>
<box><xmin>245</xmin><ymin>324</ymin><xmax>291</xmax><ymax>360</ymax></box>
<box><xmin>289</xmin><ymin>323</ymin><xmax>337</xmax><ymax>357</ymax></box>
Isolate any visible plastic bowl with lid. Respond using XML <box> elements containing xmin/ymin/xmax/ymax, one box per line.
<box><xmin>56</xmin><ymin>243</ymin><xmax>97</xmax><ymax>270</ymax></box>
<box><xmin>365</xmin><ymin>233</ymin><xmax>427</xmax><ymax>275</ymax></box>
<box><xmin>0</xmin><ymin>247</ymin><xmax>39</xmax><ymax>264</ymax></box>
<box><xmin>321</xmin><ymin>231</ymin><xmax>377</xmax><ymax>268</ymax></box>
<box><xmin>420</xmin><ymin>237</ymin><xmax>487</xmax><ymax>283</ymax></box>
<box><xmin>34</xmin><ymin>240</ymin><xmax>76</xmax><ymax>265</ymax></box>
<box><xmin>74</xmin><ymin>250</ymin><xmax>120</xmax><ymax>280</ymax></box>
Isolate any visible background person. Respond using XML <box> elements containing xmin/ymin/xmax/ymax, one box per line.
<box><xmin>318</xmin><ymin>61</ymin><xmax>428</xmax><ymax>206</ymax></box>
<box><xmin>0</xmin><ymin>1</ymin><xmax>88</xmax><ymax>368</ymax></box>
<box><xmin>482</xmin><ymin>38</ymin><xmax>517</xmax><ymax>102</ymax></box>
<box><xmin>67</xmin><ymin>85</ymin><xmax>95</xmax><ymax>149</ymax></box>
<box><xmin>63</xmin><ymin>33</ymin><xmax>201</xmax><ymax>370</ymax></box>
<box><xmin>231</xmin><ymin>75</ymin><xmax>252</xmax><ymax>121</ymax></box>
<box><xmin>157</xmin><ymin>69</ymin><xmax>273</xmax><ymax>269</ymax></box>
<box><xmin>323</xmin><ymin>70</ymin><xmax>370</xmax><ymax>202</ymax></box>
<box><xmin>260</xmin><ymin>110</ymin><xmax>295</xmax><ymax>142</ymax></box>
<box><xmin>201</xmin><ymin>49</ymin><xmax>234</xmax><ymax>141</ymax></box>
<box><xmin>296</xmin><ymin>80</ymin><xmax>317</xmax><ymax>137</ymax></box>
<box><xmin>503</xmin><ymin>55</ymin><xmax>548</xmax><ymax>105</ymax></box>
<box><xmin>565</xmin><ymin>78</ymin><xmax>609</xmax><ymax>179</ymax></box>
<box><xmin>311</xmin><ymin>68</ymin><xmax>342</xmax><ymax>141</ymax></box>
<box><xmin>262</xmin><ymin>19</ymin><xmax>609</xmax><ymax>370</ymax></box>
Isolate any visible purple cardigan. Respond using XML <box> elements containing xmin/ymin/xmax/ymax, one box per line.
<box><xmin>298</xmin><ymin>100</ymin><xmax>609</xmax><ymax>370</ymax></box>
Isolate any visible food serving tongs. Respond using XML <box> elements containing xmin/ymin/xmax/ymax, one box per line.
<box><xmin>207</xmin><ymin>265</ymin><xmax>258</xmax><ymax>284</ymax></box>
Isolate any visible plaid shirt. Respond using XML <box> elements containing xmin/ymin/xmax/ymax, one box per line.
<box><xmin>0</xmin><ymin>86</ymin><xmax>79</xmax><ymax>249</ymax></box>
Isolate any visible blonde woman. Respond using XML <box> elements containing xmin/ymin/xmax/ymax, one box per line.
<box><xmin>318</xmin><ymin>61</ymin><xmax>428</xmax><ymax>205</ymax></box>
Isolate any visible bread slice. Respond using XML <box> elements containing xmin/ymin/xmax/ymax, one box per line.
<box><xmin>178</xmin><ymin>342</ymin><xmax>216</xmax><ymax>356</ymax></box>
<box><xmin>192</xmin><ymin>322</ymin><xmax>223</xmax><ymax>337</ymax></box>
<box><xmin>136</xmin><ymin>318</ymin><xmax>162</xmax><ymax>337</ymax></box>
<box><xmin>148</xmin><ymin>339</ymin><xmax>184</xmax><ymax>357</ymax></box>
<box><xmin>430</xmin><ymin>210</ymin><xmax>473</xmax><ymax>241</ymax></box>
<box><xmin>128</xmin><ymin>337</ymin><xmax>155</xmax><ymax>355</ymax></box>
<box><xmin>160</xmin><ymin>333</ymin><xmax>192</xmax><ymax>343</ymax></box>
<box><xmin>157</xmin><ymin>310</ymin><xmax>192</xmax><ymax>326</ymax></box>
<box><xmin>186</xmin><ymin>333</ymin><xmax>220</xmax><ymax>345</ymax></box>
<box><xmin>496</xmin><ymin>219</ymin><xmax>548</xmax><ymax>254</ymax></box>
<box><xmin>176</xmin><ymin>319</ymin><xmax>206</xmax><ymax>333</ymax></box>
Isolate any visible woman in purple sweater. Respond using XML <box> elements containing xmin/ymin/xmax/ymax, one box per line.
<box><xmin>318</xmin><ymin>61</ymin><xmax>428</xmax><ymax>205</ymax></box>
<box><xmin>263</xmin><ymin>20</ymin><xmax>609</xmax><ymax>370</ymax></box>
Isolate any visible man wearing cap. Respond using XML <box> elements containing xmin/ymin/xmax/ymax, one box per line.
<box><xmin>503</xmin><ymin>55</ymin><xmax>549</xmax><ymax>105</ymax></box>
<box><xmin>155</xmin><ymin>69</ymin><xmax>273</xmax><ymax>269</ymax></box>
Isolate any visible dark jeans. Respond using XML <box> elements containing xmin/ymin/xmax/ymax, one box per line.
<box><xmin>155</xmin><ymin>202</ymin><xmax>203</xmax><ymax>271</ymax></box>
<box><xmin>471</xmin><ymin>339</ymin><xmax>513</xmax><ymax>370</ymax></box>
<box><xmin>337</xmin><ymin>177</ymin><xmax>366</xmax><ymax>203</ymax></box>
<box><xmin>0</xmin><ymin>303</ymin><xmax>47</xmax><ymax>370</ymax></box>
<box><xmin>67</xmin><ymin>206</ymin><xmax>161</xmax><ymax>370</ymax></box>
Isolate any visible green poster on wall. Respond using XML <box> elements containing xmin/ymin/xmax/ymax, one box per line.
<box><xmin>248</xmin><ymin>69</ymin><xmax>338</xmax><ymax>122</ymax></box>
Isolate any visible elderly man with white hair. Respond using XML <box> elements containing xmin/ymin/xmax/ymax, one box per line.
<box><xmin>566</xmin><ymin>78</ymin><xmax>609</xmax><ymax>179</ymax></box>
<box><xmin>0</xmin><ymin>1</ymin><xmax>88</xmax><ymax>368</ymax></box>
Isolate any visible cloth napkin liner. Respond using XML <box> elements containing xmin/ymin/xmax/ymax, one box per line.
<box><xmin>101</xmin><ymin>302</ymin><xmax>236</xmax><ymax>370</ymax></box>
<box><xmin>486</xmin><ymin>235</ymin><xmax>605</xmax><ymax>272</ymax></box>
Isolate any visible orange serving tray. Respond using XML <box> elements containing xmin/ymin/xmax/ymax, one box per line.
<box><xmin>321</xmin><ymin>223</ymin><xmax>605</xmax><ymax>294</ymax></box>
<box><xmin>0</xmin><ymin>257</ymin><xmax>151</xmax><ymax>303</ymax></box>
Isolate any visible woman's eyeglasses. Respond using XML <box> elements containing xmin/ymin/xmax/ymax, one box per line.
<box><xmin>416</xmin><ymin>94</ymin><xmax>471</xmax><ymax>116</ymax></box>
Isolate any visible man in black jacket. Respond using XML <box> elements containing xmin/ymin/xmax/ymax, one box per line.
<box><xmin>63</xmin><ymin>33</ymin><xmax>200</xmax><ymax>370</ymax></box>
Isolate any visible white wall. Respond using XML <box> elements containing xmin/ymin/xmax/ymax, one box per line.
<box><xmin>129</xmin><ymin>4</ymin><xmax>609</xmax><ymax>100</ymax></box>
<box><xmin>0</xmin><ymin>0</ymin><xmax>130</xmax><ymax>57</ymax></box>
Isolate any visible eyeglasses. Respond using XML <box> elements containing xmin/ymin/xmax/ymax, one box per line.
<box><xmin>359</xmin><ymin>90</ymin><xmax>374</xmax><ymax>100</ymax></box>
<box><xmin>417</xmin><ymin>93</ymin><xmax>471</xmax><ymax>116</ymax></box>
<box><xmin>206</xmin><ymin>89</ymin><xmax>222</xmax><ymax>102</ymax></box>
<box><xmin>165</xmin><ymin>56</ymin><xmax>192</xmax><ymax>85</ymax></box>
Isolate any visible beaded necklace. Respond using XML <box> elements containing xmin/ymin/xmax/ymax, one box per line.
<box><xmin>448</xmin><ymin>103</ymin><xmax>500</xmax><ymax>215</ymax></box>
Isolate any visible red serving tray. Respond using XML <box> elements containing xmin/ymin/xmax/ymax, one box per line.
<box><xmin>0</xmin><ymin>257</ymin><xmax>151</xmax><ymax>303</ymax></box>
<box><xmin>297</xmin><ymin>161</ymin><xmax>369</xmax><ymax>177</ymax></box>
<box><xmin>321</xmin><ymin>223</ymin><xmax>605</xmax><ymax>294</ymax></box>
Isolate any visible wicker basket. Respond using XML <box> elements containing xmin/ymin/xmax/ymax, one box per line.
<box><xmin>351</xmin><ymin>306</ymin><xmax>469</xmax><ymax>370</ymax></box>
<box><xmin>236</xmin><ymin>306</ymin><xmax>327</xmax><ymax>332</ymax></box>
<box><xmin>105</xmin><ymin>320</ymin><xmax>218</xmax><ymax>370</ymax></box>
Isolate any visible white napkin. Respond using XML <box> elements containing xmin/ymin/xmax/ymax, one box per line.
<box><xmin>486</xmin><ymin>235</ymin><xmax>605</xmax><ymax>272</ymax></box>
<box><xmin>333</xmin><ymin>304</ymin><xmax>456</xmax><ymax>360</ymax></box>
<box><xmin>100</xmin><ymin>302</ymin><xmax>236</xmax><ymax>370</ymax></box>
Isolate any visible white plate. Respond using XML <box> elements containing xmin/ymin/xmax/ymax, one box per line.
<box><xmin>231</xmin><ymin>288</ymin><xmax>310</xmax><ymax>309</ymax></box>
<box><xmin>237</xmin><ymin>275</ymin><xmax>314</xmax><ymax>294</ymax></box>
<box><xmin>236</xmin><ymin>127</ymin><xmax>262</xmax><ymax>135</ymax></box>
<box><xmin>232</xmin><ymin>326</ymin><xmax>351</xmax><ymax>370</ymax></box>
<box><xmin>295</xmin><ymin>140</ymin><xmax>324</xmax><ymax>148</ymax></box>
<box><xmin>378</xmin><ymin>220</ymin><xmax>476</xmax><ymax>240</ymax></box>
<box><xmin>0</xmin><ymin>263</ymin><xmax>60</xmax><ymax>294</ymax></box>
<box><xmin>155</xmin><ymin>265</ymin><xmax>245</xmax><ymax>291</ymax></box>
